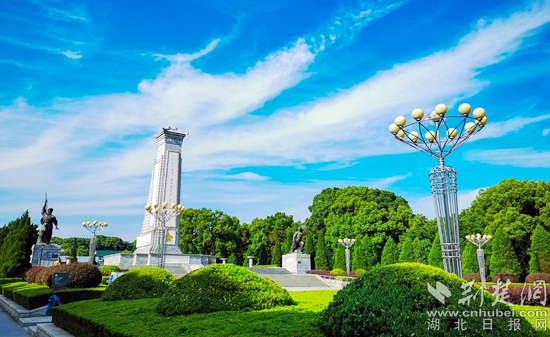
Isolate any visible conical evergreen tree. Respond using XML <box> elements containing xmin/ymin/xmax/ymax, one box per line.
<box><xmin>529</xmin><ymin>224</ymin><xmax>550</xmax><ymax>274</ymax></box>
<box><xmin>258</xmin><ymin>243</ymin><xmax>268</xmax><ymax>265</ymax></box>
<box><xmin>242</xmin><ymin>245</ymin><xmax>254</xmax><ymax>267</ymax></box>
<box><xmin>315</xmin><ymin>233</ymin><xmax>330</xmax><ymax>270</ymax></box>
<box><xmin>380</xmin><ymin>237</ymin><xmax>399</xmax><ymax>266</ymax></box>
<box><xmin>412</xmin><ymin>237</ymin><xmax>428</xmax><ymax>264</ymax></box>
<box><xmin>227</xmin><ymin>253</ymin><xmax>238</xmax><ymax>264</ymax></box>
<box><xmin>462</xmin><ymin>241</ymin><xmax>479</xmax><ymax>274</ymax></box>
<box><xmin>304</xmin><ymin>234</ymin><xmax>315</xmax><ymax>269</ymax></box>
<box><xmin>398</xmin><ymin>237</ymin><xmax>415</xmax><ymax>263</ymax></box>
<box><xmin>0</xmin><ymin>211</ymin><xmax>38</xmax><ymax>277</ymax></box>
<box><xmin>271</xmin><ymin>241</ymin><xmax>282</xmax><ymax>267</ymax></box>
<box><xmin>284</xmin><ymin>229</ymin><xmax>294</xmax><ymax>254</ymax></box>
<box><xmin>333</xmin><ymin>244</ymin><xmax>346</xmax><ymax>271</ymax></box>
<box><xmin>428</xmin><ymin>232</ymin><xmax>444</xmax><ymax>269</ymax></box>
<box><xmin>362</xmin><ymin>235</ymin><xmax>378</xmax><ymax>269</ymax></box>
<box><xmin>490</xmin><ymin>226</ymin><xmax>522</xmax><ymax>277</ymax></box>
<box><xmin>352</xmin><ymin>237</ymin><xmax>366</xmax><ymax>271</ymax></box>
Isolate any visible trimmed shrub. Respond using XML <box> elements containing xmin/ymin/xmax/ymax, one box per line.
<box><xmin>330</xmin><ymin>268</ymin><xmax>346</xmax><ymax>275</ymax></box>
<box><xmin>35</xmin><ymin>265</ymin><xmax>64</xmax><ymax>286</ymax></box>
<box><xmin>0</xmin><ymin>277</ymin><xmax>23</xmax><ymax>285</ymax></box>
<box><xmin>462</xmin><ymin>273</ymin><xmax>482</xmax><ymax>282</ymax></box>
<box><xmin>99</xmin><ymin>265</ymin><xmax>121</xmax><ymax>275</ymax></box>
<box><xmin>491</xmin><ymin>272</ymin><xmax>519</xmax><ymax>284</ymax></box>
<box><xmin>155</xmin><ymin>264</ymin><xmax>295</xmax><ymax>316</ymax></box>
<box><xmin>525</xmin><ymin>273</ymin><xmax>550</xmax><ymax>283</ymax></box>
<box><xmin>318</xmin><ymin>263</ymin><xmax>536</xmax><ymax>337</ymax></box>
<box><xmin>354</xmin><ymin>268</ymin><xmax>366</xmax><ymax>276</ymax></box>
<box><xmin>102</xmin><ymin>267</ymin><xmax>175</xmax><ymax>301</ymax></box>
<box><xmin>35</xmin><ymin>264</ymin><xmax>101</xmax><ymax>288</ymax></box>
<box><xmin>24</xmin><ymin>267</ymin><xmax>46</xmax><ymax>283</ymax></box>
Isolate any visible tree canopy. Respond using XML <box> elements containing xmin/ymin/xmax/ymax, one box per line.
<box><xmin>0</xmin><ymin>211</ymin><xmax>38</xmax><ymax>277</ymax></box>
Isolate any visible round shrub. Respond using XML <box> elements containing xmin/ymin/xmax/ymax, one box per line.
<box><xmin>354</xmin><ymin>268</ymin><xmax>367</xmax><ymax>276</ymax></box>
<box><xmin>491</xmin><ymin>272</ymin><xmax>519</xmax><ymax>283</ymax></box>
<box><xmin>25</xmin><ymin>267</ymin><xmax>46</xmax><ymax>283</ymax></box>
<box><xmin>35</xmin><ymin>265</ymin><xmax>64</xmax><ymax>286</ymax></box>
<box><xmin>462</xmin><ymin>273</ymin><xmax>482</xmax><ymax>283</ymax></box>
<box><xmin>318</xmin><ymin>263</ymin><xmax>536</xmax><ymax>337</ymax></box>
<box><xmin>525</xmin><ymin>273</ymin><xmax>550</xmax><ymax>283</ymax></box>
<box><xmin>99</xmin><ymin>265</ymin><xmax>121</xmax><ymax>275</ymax></box>
<box><xmin>155</xmin><ymin>264</ymin><xmax>295</xmax><ymax>316</ymax></box>
<box><xmin>102</xmin><ymin>267</ymin><xmax>176</xmax><ymax>301</ymax></box>
<box><xmin>64</xmin><ymin>263</ymin><xmax>102</xmax><ymax>288</ymax></box>
<box><xmin>330</xmin><ymin>268</ymin><xmax>346</xmax><ymax>275</ymax></box>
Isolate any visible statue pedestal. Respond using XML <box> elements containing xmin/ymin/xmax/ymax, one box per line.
<box><xmin>30</xmin><ymin>244</ymin><xmax>62</xmax><ymax>267</ymax></box>
<box><xmin>282</xmin><ymin>253</ymin><xmax>311</xmax><ymax>275</ymax></box>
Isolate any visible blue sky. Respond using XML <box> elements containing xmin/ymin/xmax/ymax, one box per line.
<box><xmin>1</xmin><ymin>0</ymin><xmax>550</xmax><ymax>242</ymax></box>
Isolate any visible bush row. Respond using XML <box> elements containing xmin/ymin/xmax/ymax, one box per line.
<box><xmin>27</xmin><ymin>264</ymin><xmax>102</xmax><ymax>288</ymax></box>
<box><xmin>0</xmin><ymin>277</ymin><xmax>23</xmax><ymax>285</ymax></box>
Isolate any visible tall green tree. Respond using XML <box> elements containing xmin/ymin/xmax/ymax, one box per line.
<box><xmin>333</xmin><ymin>244</ymin><xmax>346</xmax><ymax>271</ymax></box>
<box><xmin>462</xmin><ymin>241</ymin><xmax>479</xmax><ymax>274</ymax></box>
<box><xmin>284</xmin><ymin>229</ymin><xmax>294</xmax><ymax>254</ymax></box>
<box><xmin>398</xmin><ymin>237</ymin><xmax>415</xmax><ymax>263</ymax></box>
<box><xmin>428</xmin><ymin>233</ymin><xmax>444</xmax><ymax>269</ymax></box>
<box><xmin>257</xmin><ymin>243</ymin><xmax>268</xmax><ymax>265</ymax></box>
<box><xmin>352</xmin><ymin>238</ymin><xmax>366</xmax><ymax>271</ymax></box>
<box><xmin>412</xmin><ymin>238</ymin><xmax>428</xmax><ymax>264</ymax></box>
<box><xmin>271</xmin><ymin>241</ymin><xmax>282</xmax><ymax>267</ymax></box>
<box><xmin>362</xmin><ymin>235</ymin><xmax>378</xmax><ymax>269</ymax></box>
<box><xmin>315</xmin><ymin>233</ymin><xmax>331</xmax><ymax>270</ymax></box>
<box><xmin>380</xmin><ymin>237</ymin><xmax>399</xmax><ymax>266</ymax></box>
<box><xmin>304</xmin><ymin>234</ymin><xmax>316</xmax><ymax>269</ymax></box>
<box><xmin>0</xmin><ymin>211</ymin><xmax>38</xmax><ymax>277</ymax></box>
<box><xmin>490</xmin><ymin>226</ymin><xmax>522</xmax><ymax>277</ymax></box>
<box><xmin>529</xmin><ymin>224</ymin><xmax>550</xmax><ymax>274</ymax></box>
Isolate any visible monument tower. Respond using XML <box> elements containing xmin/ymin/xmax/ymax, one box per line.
<box><xmin>134</xmin><ymin>127</ymin><xmax>188</xmax><ymax>257</ymax></box>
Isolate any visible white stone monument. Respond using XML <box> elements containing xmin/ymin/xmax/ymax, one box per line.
<box><xmin>103</xmin><ymin>127</ymin><xmax>216</xmax><ymax>272</ymax></box>
<box><xmin>282</xmin><ymin>253</ymin><xmax>311</xmax><ymax>275</ymax></box>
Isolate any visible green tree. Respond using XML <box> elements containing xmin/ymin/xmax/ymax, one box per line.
<box><xmin>428</xmin><ymin>233</ymin><xmax>444</xmax><ymax>269</ymax></box>
<box><xmin>77</xmin><ymin>245</ymin><xmax>89</xmax><ymax>257</ymax></box>
<box><xmin>529</xmin><ymin>224</ymin><xmax>550</xmax><ymax>274</ymax></box>
<box><xmin>257</xmin><ymin>243</ymin><xmax>268</xmax><ymax>265</ymax></box>
<box><xmin>315</xmin><ymin>233</ymin><xmax>331</xmax><ymax>270</ymax></box>
<box><xmin>362</xmin><ymin>235</ymin><xmax>378</xmax><ymax>269</ymax></box>
<box><xmin>304</xmin><ymin>234</ymin><xmax>315</xmax><ymax>269</ymax></box>
<box><xmin>398</xmin><ymin>237</ymin><xmax>415</xmax><ymax>263</ymax></box>
<box><xmin>0</xmin><ymin>211</ymin><xmax>38</xmax><ymax>277</ymax></box>
<box><xmin>333</xmin><ymin>244</ymin><xmax>346</xmax><ymax>271</ymax></box>
<box><xmin>179</xmin><ymin>208</ymin><xmax>242</xmax><ymax>259</ymax></box>
<box><xmin>490</xmin><ymin>226</ymin><xmax>522</xmax><ymax>277</ymax></box>
<box><xmin>412</xmin><ymin>238</ymin><xmax>428</xmax><ymax>264</ymax></box>
<box><xmin>228</xmin><ymin>253</ymin><xmax>238</xmax><ymax>264</ymax></box>
<box><xmin>462</xmin><ymin>242</ymin><xmax>479</xmax><ymax>274</ymax></box>
<box><xmin>284</xmin><ymin>229</ymin><xmax>294</xmax><ymax>254</ymax></box>
<box><xmin>352</xmin><ymin>237</ymin><xmax>366</xmax><ymax>271</ymax></box>
<box><xmin>271</xmin><ymin>241</ymin><xmax>282</xmax><ymax>267</ymax></box>
<box><xmin>460</xmin><ymin>179</ymin><xmax>550</xmax><ymax>277</ymax></box>
<box><xmin>380</xmin><ymin>237</ymin><xmax>399</xmax><ymax>266</ymax></box>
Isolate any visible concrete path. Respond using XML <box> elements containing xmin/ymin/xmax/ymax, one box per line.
<box><xmin>0</xmin><ymin>307</ymin><xmax>29</xmax><ymax>337</ymax></box>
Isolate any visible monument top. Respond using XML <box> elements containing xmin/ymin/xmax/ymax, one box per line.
<box><xmin>155</xmin><ymin>127</ymin><xmax>189</xmax><ymax>147</ymax></box>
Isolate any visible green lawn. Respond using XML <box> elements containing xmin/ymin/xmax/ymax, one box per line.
<box><xmin>51</xmin><ymin>290</ymin><xmax>550</xmax><ymax>337</ymax></box>
<box><xmin>53</xmin><ymin>290</ymin><xmax>338</xmax><ymax>337</ymax></box>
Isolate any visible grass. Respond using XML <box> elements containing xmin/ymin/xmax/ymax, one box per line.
<box><xmin>53</xmin><ymin>290</ymin><xmax>337</xmax><ymax>337</ymax></box>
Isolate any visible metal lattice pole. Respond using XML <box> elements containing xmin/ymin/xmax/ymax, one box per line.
<box><xmin>389</xmin><ymin>103</ymin><xmax>488</xmax><ymax>278</ymax></box>
<box><xmin>145</xmin><ymin>203</ymin><xmax>184</xmax><ymax>269</ymax></box>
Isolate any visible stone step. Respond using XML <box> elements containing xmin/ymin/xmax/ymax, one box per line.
<box><xmin>19</xmin><ymin>315</ymin><xmax>52</xmax><ymax>327</ymax></box>
<box><xmin>247</xmin><ymin>267</ymin><xmax>291</xmax><ymax>275</ymax></box>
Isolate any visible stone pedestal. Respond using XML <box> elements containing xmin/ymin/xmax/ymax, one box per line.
<box><xmin>282</xmin><ymin>253</ymin><xmax>311</xmax><ymax>275</ymax></box>
<box><xmin>30</xmin><ymin>244</ymin><xmax>62</xmax><ymax>267</ymax></box>
<box><xmin>247</xmin><ymin>256</ymin><xmax>255</xmax><ymax>268</ymax></box>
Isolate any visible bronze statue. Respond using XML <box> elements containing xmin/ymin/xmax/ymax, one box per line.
<box><xmin>289</xmin><ymin>228</ymin><xmax>304</xmax><ymax>253</ymax></box>
<box><xmin>37</xmin><ymin>197</ymin><xmax>58</xmax><ymax>244</ymax></box>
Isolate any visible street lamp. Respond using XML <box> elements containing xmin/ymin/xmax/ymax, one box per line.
<box><xmin>389</xmin><ymin>103</ymin><xmax>488</xmax><ymax>278</ymax></box>
<box><xmin>82</xmin><ymin>220</ymin><xmax>109</xmax><ymax>265</ymax></box>
<box><xmin>465</xmin><ymin>233</ymin><xmax>492</xmax><ymax>288</ymax></box>
<box><xmin>144</xmin><ymin>202</ymin><xmax>184</xmax><ymax>269</ymax></box>
<box><xmin>338</xmin><ymin>238</ymin><xmax>356</xmax><ymax>275</ymax></box>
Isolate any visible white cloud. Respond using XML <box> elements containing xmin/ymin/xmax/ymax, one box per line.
<box><xmin>465</xmin><ymin>148</ymin><xmax>550</xmax><ymax>168</ymax></box>
<box><xmin>472</xmin><ymin>114</ymin><xmax>550</xmax><ymax>141</ymax></box>
<box><xmin>224</xmin><ymin>172</ymin><xmax>270</xmax><ymax>181</ymax></box>
<box><xmin>543</xmin><ymin>128</ymin><xmax>550</xmax><ymax>136</ymax></box>
<box><xmin>60</xmin><ymin>50</ymin><xmax>83</xmax><ymax>59</ymax></box>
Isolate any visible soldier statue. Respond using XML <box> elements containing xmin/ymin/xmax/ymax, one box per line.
<box><xmin>37</xmin><ymin>198</ymin><xmax>59</xmax><ymax>244</ymax></box>
<box><xmin>289</xmin><ymin>228</ymin><xmax>304</xmax><ymax>253</ymax></box>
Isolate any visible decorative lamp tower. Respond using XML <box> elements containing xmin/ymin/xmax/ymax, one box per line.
<box><xmin>465</xmin><ymin>233</ymin><xmax>492</xmax><ymax>288</ymax></box>
<box><xmin>388</xmin><ymin>103</ymin><xmax>488</xmax><ymax>277</ymax></box>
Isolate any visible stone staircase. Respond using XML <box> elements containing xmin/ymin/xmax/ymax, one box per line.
<box><xmin>247</xmin><ymin>267</ymin><xmax>331</xmax><ymax>289</ymax></box>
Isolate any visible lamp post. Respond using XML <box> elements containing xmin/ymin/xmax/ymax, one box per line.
<box><xmin>338</xmin><ymin>238</ymin><xmax>356</xmax><ymax>275</ymax></box>
<box><xmin>389</xmin><ymin>103</ymin><xmax>488</xmax><ymax>277</ymax></box>
<box><xmin>144</xmin><ymin>202</ymin><xmax>184</xmax><ymax>269</ymax></box>
<box><xmin>465</xmin><ymin>233</ymin><xmax>492</xmax><ymax>288</ymax></box>
<box><xmin>82</xmin><ymin>220</ymin><xmax>109</xmax><ymax>265</ymax></box>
